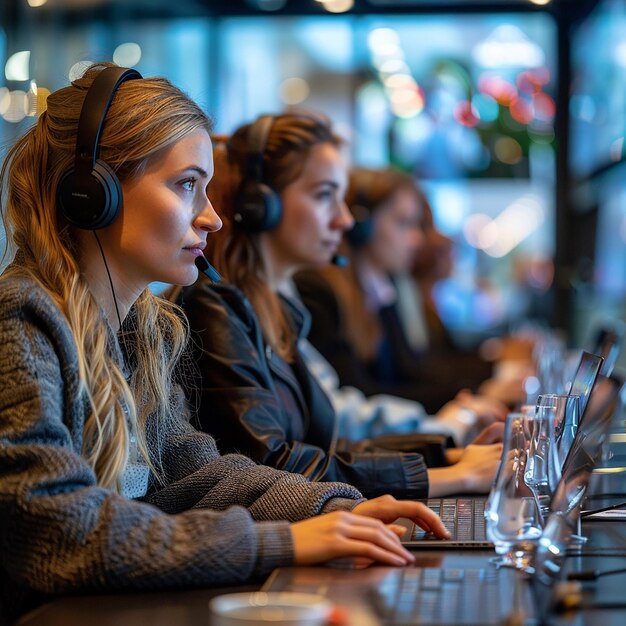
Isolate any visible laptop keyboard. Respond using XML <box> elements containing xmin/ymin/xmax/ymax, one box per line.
<box><xmin>411</xmin><ymin>498</ymin><xmax>487</xmax><ymax>542</ymax></box>
<box><xmin>372</xmin><ymin>566</ymin><xmax>506</xmax><ymax>625</ymax></box>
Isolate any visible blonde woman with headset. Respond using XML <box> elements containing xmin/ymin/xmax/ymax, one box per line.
<box><xmin>0</xmin><ymin>64</ymin><xmax>447</xmax><ymax>624</ymax></box>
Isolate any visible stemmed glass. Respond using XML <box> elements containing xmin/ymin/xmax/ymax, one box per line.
<box><xmin>541</xmin><ymin>394</ymin><xmax>581</xmax><ymax>471</ymax></box>
<box><xmin>523</xmin><ymin>404</ymin><xmax>558</xmax><ymax>522</ymax></box>
<box><xmin>485</xmin><ymin>413</ymin><xmax>543</xmax><ymax>570</ymax></box>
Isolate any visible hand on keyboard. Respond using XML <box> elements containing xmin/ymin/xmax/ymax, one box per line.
<box><xmin>291</xmin><ymin>509</ymin><xmax>417</xmax><ymax>567</ymax></box>
<box><xmin>353</xmin><ymin>495</ymin><xmax>451</xmax><ymax>539</ymax></box>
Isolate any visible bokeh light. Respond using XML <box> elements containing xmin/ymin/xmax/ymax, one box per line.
<box><xmin>494</xmin><ymin>136</ymin><xmax>523</xmax><ymax>164</ymax></box>
<box><xmin>0</xmin><ymin>88</ymin><xmax>10</xmax><ymax>115</ymax></box>
<box><xmin>454</xmin><ymin>101</ymin><xmax>479</xmax><ymax>127</ymax></box>
<box><xmin>472</xmin><ymin>93</ymin><xmax>499</xmax><ymax>123</ymax></box>
<box><xmin>509</xmin><ymin>97</ymin><xmax>534</xmax><ymax>125</ymax></box>
<box><xmin>464</xmin><ymin>213</ymin><xmax>496</xmax><ymax>248</ymax></box>
<box><xmin>478</xmin><ymin>74</ymin><xmax>518</xmax><ymax>106</ymax></box>
<box><xmin>5</xmin><ymin>51</ymin><xmax>30</xmax><ymax>81</ymax></box>
<box><xmin>69</xmin><ymin>60</ymin><xmax>94</xmax><ymax>82</ymax></box>
<box><xmin>2</xmin><ymin>90</ymin><xmax>28</xmax><ymax>123</ymax></box>
<box><xmin>532</xmin><ymin>92</ymin><xmax>556</xmax><ymax>121</ymax></box>
<box><xmin>279</xmin><ymin>77</ymin><xmax>310</xmax><ymax>105</ymax></box>
<box><xmin>320</xmin><ymin>0</ymin><xmax>354</xmax><ymax>14</ymax></box>
<box><xmin>113</xmin><ymin>43</ymin><xmax>142</xmax><ymax>68</ymax></box>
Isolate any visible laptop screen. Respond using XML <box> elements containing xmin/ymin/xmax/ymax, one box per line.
<box><xmin>568</xmin><ymin>351</ymin><xmax>604</xmax><ymax>417</ymax></box>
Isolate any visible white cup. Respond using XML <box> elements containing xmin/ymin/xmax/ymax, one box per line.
<box><xmin>209</xmin><ymin>591</ymin><xmax>332</xmax><ymax>626</ymax></box>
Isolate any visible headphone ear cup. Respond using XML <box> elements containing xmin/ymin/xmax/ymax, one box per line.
<box><xmin>346</xmin><ymin>204</ymin><xmax>374</xmax><ymax>248</ymax></box>
<box><xmin>58</xmin><ymin>159</ymin><xmax>122</xmax><ymax>230</ymax></box>
<box><xmin>258</xmin><ymin>182</ymin><xmax>282</xmax><ymax>231</ymax></box>
<box><xmin>234</xmin><ymin>181</ymin><xmax>282</xmax><ymax>232</ymax></box>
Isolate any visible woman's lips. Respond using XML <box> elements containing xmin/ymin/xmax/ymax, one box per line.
<box><xmin>184</xmin><ymin>247</ymin><xmax>205</xmax><ymax>257</ymax></box>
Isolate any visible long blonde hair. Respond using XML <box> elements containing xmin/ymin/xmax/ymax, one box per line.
<box><xmin>206</xmin><ymin>113</ymin><xmax>342</xmax><ymax>362</ymax></box>
<box><xmin>0</xmin><ymin>62</ymin><xmax>212</xmax><ymax>490</ymax></box>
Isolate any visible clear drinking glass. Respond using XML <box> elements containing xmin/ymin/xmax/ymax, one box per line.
<box><xmin>543</xmin><ymin>394</ymin><xmax>581</xmax><ymax>470</ymax></box>
<box><xmin>534</xmin><ymin>377</ymin><xmax>621</xmax><ymax>581</ymax></box>
<box><xmin>523</xmin><ymin>404</ymin><xmax>558</xmax><ymax>521</ymax></box>
<box><xmin>485</xmin><ymin>413</ymin><xmax>543</xmax><ymax>570</ymax></box>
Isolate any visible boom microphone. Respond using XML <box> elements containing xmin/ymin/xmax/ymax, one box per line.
<box><xmin>331</xmin><ymin>254</ymin><xmax>349</xmax><ymax>267</ymax></box>
<box><xmin>195</xmin><ymin>255</ymin><xmax>222</xmax><ymax>284</ymax></box>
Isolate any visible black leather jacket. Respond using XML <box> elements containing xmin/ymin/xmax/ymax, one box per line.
<box><xmin>180</xmin><ymin>275</ymin><xmax>429</xmax><ymax>499</ymax></box>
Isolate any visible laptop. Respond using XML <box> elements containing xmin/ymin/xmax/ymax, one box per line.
<box><xmin>265</xmin><ymin>560</ymin><xmax>536</xmax><ymax>626</ymax></box>
<box><xmin>533</xmin><ymin>373</ymin><xmax>622</xmax><ymax>570</ymax></box>
<box><xmin>263</xmin><ymin>375</ymin><xmax>624</xmax><ymax>626</ymax></box>
<box><xmin>399</xmin><ymin>351</ymin><xmax>604</xmax><ymax>550</ymax></box>
<box><xmin>398</xmin><ymin>496</ymin><xmax>492</xmax><ymax>549</ymax></box>
<box><xmin>588</xmin><ymin>323</ymin><xmax>623</xmax><ymax>377</ymax></box>
<box><xmin>567</xmin><ymin>350</ymin><xmax>604</xmax><ymax>416</ymax></box>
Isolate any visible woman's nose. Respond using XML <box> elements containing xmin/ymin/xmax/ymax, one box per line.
<box><xmin>196</xmin><ymin>197</ymin><xmax>223</xmax><ymax>232</ymax></box>
<box><xmin>333</xmin><ymin>200</ymin><xmax>355</xmax><ymax>231</ymax></box>
<box><xmin>410</xmin><ymin>227</ymin><xmax>426</xmax><ymax>250</ymax></box>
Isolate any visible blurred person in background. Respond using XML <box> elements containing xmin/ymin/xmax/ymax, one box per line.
<box><xmin>396</xmin><ymin>189</ymin><xmax>495</xmax><ymax>391</ymax></box>
<box><xmin>296</xmin><ymin>167</ymin><xmax>505</xmax><ymax>416</ymax></box>
<box><xmin>179</xmin><ymin>113</ymin><xmax>503</xmax><ymax>504</ymax></box>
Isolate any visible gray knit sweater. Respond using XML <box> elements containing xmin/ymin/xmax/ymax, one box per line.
<box><xmin>0</xmin><ymin>274</ymin><xmax>363</xmax><ymax>624</ymax></box>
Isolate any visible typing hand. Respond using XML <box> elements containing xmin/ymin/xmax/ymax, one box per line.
<box><xmin>445</xmin><ymin>422</ymin><xmax>505</xmax><ymax>464</ymax></box>
<box><xmin>352</xmin><ymin>495</ymin><xmax>450</xmax><ymax>539</ymax></box>
<box><xmin>290</xmin><ymin>510</ymin><xmax>416</xmax><ymax>567</ymax></box>
<box><xmin>471</xmin><ymin>421</ymin><xmax>505</xmax><ymax>445</ymax></box>
<box><xmin>455</xmin><ymin>389</ymin><xmax>508</xmax><ymax>426</ymax></box>
<box><xmin>429</xmin><ymin>442</ymin><xmax>503</xmax><ymax>496</ymax></box>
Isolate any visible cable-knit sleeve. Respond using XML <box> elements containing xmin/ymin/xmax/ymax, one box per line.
<box><xmin>141</xmin><ymin>386</ymin><xmax>364</xmax><ymax>521</ymax></box>
<box><xmin>0</xmin><ymin>278</ymin><xmax>359</xmax><ymax>622</ymax></box>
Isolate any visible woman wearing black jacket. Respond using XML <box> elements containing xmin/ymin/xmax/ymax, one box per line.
<box><xmin>181</xmin><ymin>113</ymin><xmax>502</xmax><ymax>500</ymax></box>
<box><xmin>295</xmin><ymin>168</ymin><xmax>494</xmax><ymax>415</ymax></box>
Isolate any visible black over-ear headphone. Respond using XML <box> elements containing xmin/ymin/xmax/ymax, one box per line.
<box><xmin>232</xmin><ymin>114</ymin><xmax>282</xmax><ymax>232</ymax></box>
<box><xmin>57</xmin><ymin>66</ymin><xmax>142</xmax><ymax>230</ymax></box>
<box><xmin>346</xmin><ymin>176</ymin><xmax>375</xmax><ymax>248</ymax></box>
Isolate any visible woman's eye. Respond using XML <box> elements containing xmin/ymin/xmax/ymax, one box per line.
<box><xmin>181</xmin><ymin>178</ymin><xmax>196</xmax><ymax>192</ymax></box>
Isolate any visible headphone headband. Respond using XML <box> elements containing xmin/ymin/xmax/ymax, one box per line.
<box><xmin>346</xmin><ymin>170</ymin><xmax>376</xmax><ymax>248</ymax></box>
<box><xmin>233</xmin><ymin>114</ymin><xmax>282</xmax><ymax>232</ymax></box>
<box><xmin>245</xmin><ymin>114</ymin><xmax>274</xmax><ymax>183</ymax></box>
<box><xmin>74</xmin><ymin>67</ymin><xmax>142</xmax><ymax>177</ymax></box>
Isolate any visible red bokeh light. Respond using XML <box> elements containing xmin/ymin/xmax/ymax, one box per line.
<box><xmin>509</xmin><ymin>96</ymin><xmax>534</xmax><ymax>125</ymax></box>
<box><xmin>478</xmin><ymin>74</ymin><xmax>518</xmax><ymax>106</ymax></box>
<box><xmin>454</xmin><ymin>100</ymin><xmax>479</xmax><ymax>127</ymax></box>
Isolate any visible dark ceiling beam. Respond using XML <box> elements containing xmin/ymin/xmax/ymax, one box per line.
<box><xmin>193</xmin><ymin>0</ymin><xmax>601</xmax><ymax>22</ymax></box>
<box><xmin>1</xmin><ymin>0</ymin><xmax>602</xmax><ymax>25</ymax></box>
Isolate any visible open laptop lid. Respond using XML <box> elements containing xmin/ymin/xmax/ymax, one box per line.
<box><xmin>400</xmin><ymin>352</ymin><xmax>605</xmax><ymax>551</ymax></box>
<box><xmin>532</xmin><ymin>374</ymin><xmax>623</xmax><ymax>593</ymax></box>
<box><xmin>567</xmin><ymin>351</ymin><xmax>604</xmax><ymax>417</ymax></box>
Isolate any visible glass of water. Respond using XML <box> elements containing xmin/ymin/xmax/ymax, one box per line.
<box><xmin>523</xmin><ymin>403</ymin><xmax>559</xmax><ymax>521</ymax></box>
<box><xmin>537</xmin><ymin>394</ymin><xmax>581</xmax><ymax>473</ymax></box>
<box><xmin>486</xmin><ymin>413</ymin><xmax>543</xmax><ymax>570</ymax></box>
